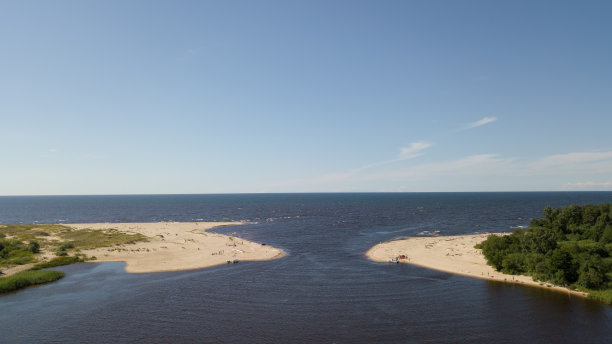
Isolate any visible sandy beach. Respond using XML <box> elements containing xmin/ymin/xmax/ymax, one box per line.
<box><xmin>366</xmin><ymin>233</ymin><xmax>588</xmax><ymax>298</ymax></box>
<box><xmin>63</xmin><ymin>222</ymin><xmax>285</xmax><ymax>273</ymax></box>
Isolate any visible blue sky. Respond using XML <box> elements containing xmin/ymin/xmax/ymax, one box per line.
<box><xmin>1</xmin><ymin>0</ymin><xmax>611</xmax><ymax>195</ymax></box>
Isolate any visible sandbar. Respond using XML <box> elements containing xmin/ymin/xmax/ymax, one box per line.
<box><xmin>366</xmin><ymin>233</ymin><xmax>588</xmax><ymax>298</ymax></box>
<box><xmin>64</xmin><ymin>222</ymin><xmax>284</xmax><ymax>273</ymax></box>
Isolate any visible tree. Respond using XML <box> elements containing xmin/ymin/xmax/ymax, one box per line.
<box><xmin>481</xmin><ymin>235</ymin><xmax>508</xmax><ymax>270</ymax></box>
<box><xmin>550</xmin><ymin>247</ymin><xmax>578</xmax><ymax>285</ymax></box>
<box><xmin>601</xmin><ymin>225</ymin><xmax>612</xmax><ymax>244</ymax></box>
<box><xmin>577</xmin><ymin>257</ymin><xmax>607</xmax><ymax>289</ymax></box>
<box><xmin>524</xmin><ymin>227</ymin><xmax>558</xmax><ymax>254</ymax></box>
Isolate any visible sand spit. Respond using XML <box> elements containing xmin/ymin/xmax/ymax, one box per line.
<box><xmin>64</xmin><ymin>222</ymin><xmax>284</xmax><ymax>273</ymax></box>
<box><xmin>366</xmin><ymin>233</ymin><xmax>588</xmax><ymax>298</ymax></box>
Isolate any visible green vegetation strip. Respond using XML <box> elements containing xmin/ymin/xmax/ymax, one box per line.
<box><xmin>32</xmin><ymin>256</ymin><xmax>85</xmax><ymax>270</ymax></box>
<box><xmin>0</xmin><ymin>270</ymin><xmax>64</xmax><ymax>294</ymax></box>
<box><xmin>477</xmin><ymin>203</ymin><xmax>612</xmax><ymax>304</ymax></box>
<box><xmin>60</xmin><ymin>228</ymin><xmax>148</xmax><ymax>249</ymax></box>
<box><xmin>1</xmin><ymin>223</ymin><xmax>149</xmax><ymax>295</ymax></box>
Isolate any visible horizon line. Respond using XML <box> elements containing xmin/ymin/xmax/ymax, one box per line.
<box><xmin>2</xmin><ymin>190</ymin><xmax>612</xmax><ymax>197</ymax></box>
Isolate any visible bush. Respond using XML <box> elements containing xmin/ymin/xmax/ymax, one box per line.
<box><xmin>28</xmin><ymin>241</ymin><xmax>40</xmax><ymax>253</ymax></box>
<box><xmin>0</xmin><ymin>240</ymin><xmax>36</xmax><ymax>266</ymax></box>
<box><xmin>59</xmin><ymin>242</ymin><xmax>75</xmax><ymax>251</ymax></box>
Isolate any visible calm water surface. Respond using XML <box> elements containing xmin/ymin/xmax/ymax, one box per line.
<box><xmin>1</xmin><ymin>193</ymin><xmax>611</xmax><ymax>343</ymax></box>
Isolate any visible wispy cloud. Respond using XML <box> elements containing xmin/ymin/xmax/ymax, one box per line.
<box><xmin>371</xmin><ymin>153</ymin><xmax>512</xmax><ymax>181</ymax></box>
<box><xmin>264</xmin><ymin>147</ymin><xmax>612</xmax><ymax>192</ymax></box>
<box><xmin>563</xmin><ymin>181</ymin><xmax>612</xmax><ymax>190</ymax></box>
<box><xmin>525</xmin><ymin>151</ymin><xmax>612</xmax><ymax>178</ymax></box>
<box><xmin>369</xmin><ymin>150</ymin><xmax>612</xmax><ymax>189</ymax></box>
<box><xmin>465</xmin><ymin>116</ymin><xmax>498</xmax><ymax>130</ymax></box>
<box><xmin>273</xmin><ymin>153</ymin><xmax>515</xmax><ymax>192</ymax></box>
<box><xmin>534</xmin><ymin>152</ymin><xmax>612</xmax><ymax>167</ymax></box>
<box><xmin>266</xmin><ymin>142</ymin><xmax>433</xmax><ymax>190</ymax></box>
<box><xmin>354</xmin><ymin>142</ymin><xmax>433</xmax><ymax>171</ymax></box>
<box><xmin>398</xmin><ymin>142</ymin><xmax>433</xmax><ymax>160</ymax></box>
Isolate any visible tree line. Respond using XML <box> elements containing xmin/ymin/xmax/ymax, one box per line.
<box><xmin>477</xmin><ymin>203</ymin><xmax>612</xmax><ymax>294</ymax></box>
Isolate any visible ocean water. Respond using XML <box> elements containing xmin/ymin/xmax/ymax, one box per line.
<box><xmin>0</xmin><ymin>192</ymin><xmax>611</xmax><ymax>343</ymax></box>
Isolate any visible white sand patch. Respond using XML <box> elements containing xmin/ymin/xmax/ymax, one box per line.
<box><xmin>64</xmin><ymin>222</ymin><xmax>284</xmax><ymax>273</ymax></box>
<box><xmin>366</xmin><ymin>233</ymin><xmax>587</xmax><ymax>298</ymax></box>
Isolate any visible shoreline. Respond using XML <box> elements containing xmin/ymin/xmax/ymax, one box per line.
<box><xmin>63</xmin><ymin>222</ymin><xmax>285</xmax><ymax>273</ymax></box>
<box><xmin>366</xmin><ymin>233</ymin><xmax>589</xmax><ymax>299</ymax></box>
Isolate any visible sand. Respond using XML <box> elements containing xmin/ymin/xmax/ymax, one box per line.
<box><xmin>366</xmin><ymin>233</ymin><xmax>588</xmax><ymax>298</ymax></box>
<box><xmin>61</xmin><ymin>222</ymin><xmax>285</xmax><ymax>273</ymax></box>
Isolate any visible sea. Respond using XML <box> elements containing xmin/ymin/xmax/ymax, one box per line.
<box><xmin>0</xmin><ymin>192</ymin><xmax>611</xmax><ymax>344</ymax></box>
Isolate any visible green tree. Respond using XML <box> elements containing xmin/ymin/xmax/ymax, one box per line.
<box><xmin>502</xmin><ymin>253</ymin><xmax>525</xmax><ymax>274</ymax></box>
<box><xmin>480</xmin><ymin>235</ymin><xmax>508</xmax><ymax>270</ymax></box>
<box><xmin>524</xmin><ymin>227</ymin><xmax>558</xmax><ymax>254</ymax></box>
<box><xmin>601</xmin><ymin>225</ymin><xmax>612</xmax><ymax>244</ymax></box>
<box><xmin>477</xmin><ymin>203</ymin><xmax>612</xmax><ymax>301</ymax></box>
<box><xmin>550</xmin><ymin>247</ymin><xmax>578</xmax><ymax>285</ymax></box>
<box><xmin>577</xmin><ymin>257</ymin><xmax>607</xmax><ymax>289</ymax></box>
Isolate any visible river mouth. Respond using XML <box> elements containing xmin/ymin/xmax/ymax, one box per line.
<box><xmin>1</xmin><ymin>193</ymin><xmax>611</xmax><ymax>343</ymax></box>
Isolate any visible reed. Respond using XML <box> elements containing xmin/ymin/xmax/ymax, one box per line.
<box><xmin>0</xmin><ymin>270</ymin><xmax>64</xmax><ymax>294</ymax></box>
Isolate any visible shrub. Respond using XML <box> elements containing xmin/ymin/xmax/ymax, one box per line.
<box><xmin>28</xmin><ymin>241</ymin><xmax>40</xmax><ymax>253</ymax></box>
<box><xmin>0</xmin><ymin>240</ymin><xmax>36</xmax><ymax>266</ymax></box>
<box><xmin>59</xmin><ymin>242</ymin><xmax>75</xmax><ymax>251</ymax></box>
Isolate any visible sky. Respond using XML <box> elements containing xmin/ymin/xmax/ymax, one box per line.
<box><xmin>1</xmin><ymin>0</ymin><xmax>611</xmax><ymax>195</ymax></box>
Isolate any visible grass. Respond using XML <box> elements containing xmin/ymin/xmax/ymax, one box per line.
<box><xmin>586</xmin><ymin>289</ymin><xmax>612</xmax><ymax>304</ymax></box>
<box><xmin>0</xmin><ymin>224</ymin><xmax>147</xmax><ymax>251</ymax></box>
<box><xmin>0</xmin><ymin>223</ymin><xmax>151</xmax><ymax>295</ymax></box>
<box><xmin>0</xmin><ymin>224</ymin><xmax>70</xmax><ymax>241</ymax></box>
<box><xmin>1</xmin><ymin>224</ymin><xmax>148</xmax><ymax>268</ymax></box>
<box><xmin>31</xmin><ymin>256</ymin><xmax>86</xmax><ymax>270</ymax></box>
<box><xmin>0</xmin><ymin>239</ymin><xmax>37</xmax><ymax>267</ymax></box>
<box><xmin>0</xmin><ymin>270</ymin><xmax>64</xmax><ymax>294</ymax></box>
<box><xmin>2</xmin><ymin>252</ymin><xmax>36</xmax><ymax>266</ymax></box>
<box><xmin>59</xmin><ymin>228</ymin><xmax>148</xmax><ymax>250</ymax></box>
<box><xmin>1</xmin><ymin>225</ymin><xmax>74</xmax><ymax>268</ymax></box>
<box><xmin>571</xmin><ymin>285</ymin><xmax>612</xmax><ymax>304</ymax></box>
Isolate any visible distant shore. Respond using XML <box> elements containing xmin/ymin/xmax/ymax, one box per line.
<box><xmin>366</xmin><ymin>233</ymin><xmax>588</xmax><ymax>298</ymax></box>
<box><xmin>64</xmin><ymin>222</ymin><xmax>285</xmax><ymax>273</ymax></box>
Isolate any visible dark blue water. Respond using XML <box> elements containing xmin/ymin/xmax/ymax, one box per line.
<box><xmin>1</xmin><ymin>192</ymin><xmax>611</xmax><ymax>343</ymax></box>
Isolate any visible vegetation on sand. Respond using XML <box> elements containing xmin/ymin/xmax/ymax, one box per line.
<box><xmin>60</xmin><ymin>228</ymin><xmax>148</xmax><ymax>249</ymax></box>
<box><xmin>0</xmin><ymin>238</ymin><xmax>39</xmax><ymax>267</ymax></box>
<box><xmin>0</xmin><ymin>224</ymin><xmax>148</xmax><ymax>294</ymax></box>
<box><xmin>31</xmin><ymin>256</ymin><xmax>87</xmax><ymax>270</ymax></box>
<box><xmin>476</xmin><ymin>203</ymin><xmax>612</xmax><ymax>304</ymax></box>
<box><xmin>0</xmin><ymin>224</ymin><xmax>147</xmax><ymax>269</ymax></box>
